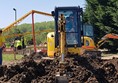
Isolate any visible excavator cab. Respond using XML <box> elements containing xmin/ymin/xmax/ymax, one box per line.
<box><xmin>54</xmin><ymin>6</ymin><xmax>82</xmax><ymax>48</ymax></box>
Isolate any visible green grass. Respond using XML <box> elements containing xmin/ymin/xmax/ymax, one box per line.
<box><xmin>3</xmin><ymin>54</ymin><xmax>23</xmax><ymax>62</ymax></box>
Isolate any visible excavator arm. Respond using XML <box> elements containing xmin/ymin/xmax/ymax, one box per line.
<box><xmin>97</xmin><ymin>33</ymin><xmax>118</xmax><ymax>49</ymax></box>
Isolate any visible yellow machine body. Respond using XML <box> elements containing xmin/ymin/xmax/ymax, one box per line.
<box><xmin>82</xmin><ymin>36</ymin><xmax>96</xmax><ymax>50</ymax></box>
<box><xmin>47</xmin><ymin>32</ymin><xmax>55</xmax><ymax>57</ymax></box>
<box><xmin>47</xmin><ymin>32</ymin><xmax>96</xmax><ymax>57</ymax></box>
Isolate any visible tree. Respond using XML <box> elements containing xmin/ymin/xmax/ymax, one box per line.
<box><xmin>84</xmin><ymin>0</ymin><xmax>118</xmax><ymax>51</ymax></box>
<box><xmin>84</xmin><ymin>0</ymin><xmax>118</xmax><ymax>40</ymax></box>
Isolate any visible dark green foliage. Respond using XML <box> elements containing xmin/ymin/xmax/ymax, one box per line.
<box><xmin>84</xmin><ymin>0</ymin><xmax>118</xmax><ymax>39</ymax></box>
<box><xmin>84</xmin><ymin>0</ymin><xmax>118</xmax><ymax>51</ymax></box>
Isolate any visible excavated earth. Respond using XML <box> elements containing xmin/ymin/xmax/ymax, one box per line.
<box><xmin>0</xmin><ymin>53</ymin><xmax>118</xmax><ymax>83</ymax></box>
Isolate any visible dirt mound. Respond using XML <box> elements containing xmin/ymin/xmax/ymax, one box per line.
<box><xmin>0</xmin><ymin>54</ymin><xmax>118</xmax><ymax>83</ymax></box>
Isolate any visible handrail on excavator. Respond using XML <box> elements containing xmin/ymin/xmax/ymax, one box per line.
<box><xmin>3</xmin><ymin>10</ymin><xmax>52</xmax><ymax>32</ymax></box>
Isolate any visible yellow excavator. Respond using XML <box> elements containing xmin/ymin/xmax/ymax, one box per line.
<box><xmin>47</xmin><ymin>6</ymin><xmax>118</xmax><ymax>60</ymax></box>
<box><xmin>47</xmin><ymin>6</ymin><xmax>100</xmax><ymax>60</ymax></box>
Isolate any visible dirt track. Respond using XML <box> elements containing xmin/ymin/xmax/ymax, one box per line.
<box><xmin>0</xmin><ymin>54</ymin><xmax>118</xmax><ymax>83</ymax></box>
<box><xmin>101</xmin><ymin>54</ymin><xmax>118</xmax><ymax>59</ymax></box>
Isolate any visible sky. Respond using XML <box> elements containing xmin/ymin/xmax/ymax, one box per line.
<box><xmin>0</xmin><ymin>0</ymin><xmax>86</xmax><ymax>28</ymax></box>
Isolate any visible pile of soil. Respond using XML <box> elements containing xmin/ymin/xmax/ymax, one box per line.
<box><xmin>0</xmin><ymin>54</ymin><xmax>118</xmax><ymax>83</ymax></box>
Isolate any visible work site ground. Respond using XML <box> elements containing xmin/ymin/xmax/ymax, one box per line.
<box><xmin>0</xmin><ymin>50</ymin><xmax>118</xmax><ymax>83</ymax></box>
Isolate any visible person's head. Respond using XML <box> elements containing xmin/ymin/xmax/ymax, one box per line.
<box><xmin>0</xmin><ymin>29</ymin><xmax>3</xmax><ymax>34</ymax></box>
<box><xmin>69</xmin><ymin>14</ymin><xmax>74</xmax><ymax>19</ymax></box>
<box><xmin>66</xmin><ymin>17</ymin><xmax>70</xmax><ymax>21</ymax></box>
<box><xmin>69</xmin><ymin>14</ymin><xmax>75</xmax><ymax>22</ymax></box>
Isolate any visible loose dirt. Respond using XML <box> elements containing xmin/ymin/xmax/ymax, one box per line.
<box><xmin>0</xmin><ymin>53</ymin><xmax>118</xmax><ymax>83</ymax></box>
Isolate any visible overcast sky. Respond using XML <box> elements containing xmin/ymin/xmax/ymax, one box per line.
<box><xmin>0</xmin><ymin>0</ymin><xmax>86</xmax><ymax>28</ymax></box>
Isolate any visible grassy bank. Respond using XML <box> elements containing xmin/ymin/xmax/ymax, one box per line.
<box><xmin>3</xmin><ymin>54</ymin><xmax>23</xmax><ymax>62</ymax></box>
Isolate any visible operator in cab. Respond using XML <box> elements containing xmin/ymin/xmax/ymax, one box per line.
<box><xmin>65</xmin><ymin>14</ymin><xmax>76</xmax><ymax>32</ymax></box>
<box><xmin>65</xmin><ymin>13</ymin><xmax>78</xmax><ymax>44</ymax></box>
